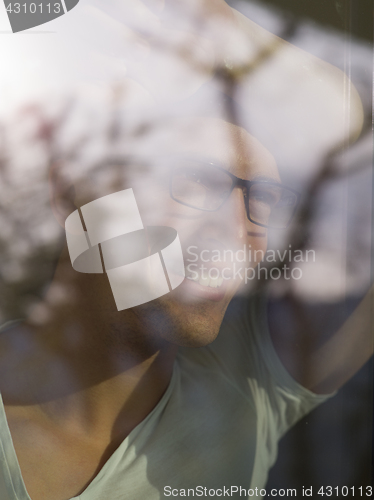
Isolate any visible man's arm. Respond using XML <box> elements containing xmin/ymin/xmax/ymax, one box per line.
<box><xmin>270</xmin><ymin>286</ymin><xmax>374</xmax><ymax>395</ymax></box>
<box><xmin>308</xmin><ymin>287</ymin><xmax>374</xmax><ymax>394</ymax></box>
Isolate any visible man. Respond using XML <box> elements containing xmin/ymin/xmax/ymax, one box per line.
<box><xmin>0</xmin><ymin>1</ymin><xmax>371</xmax><ymax>500</ymax></box>
<box><xmin>0</xmin><ymin>112</ymin><xmax>372</xmax><ymax>499</ymax></box>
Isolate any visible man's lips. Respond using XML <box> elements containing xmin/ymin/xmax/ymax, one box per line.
<box><xmin>177</xmin><ymin>275</ymin><xmax>229</xmax><ymax>301</ymax></box>
<box><xmin>168</xmin><ymin>260</ymin><xmax>236</xmax><ymax>302</ymax></box>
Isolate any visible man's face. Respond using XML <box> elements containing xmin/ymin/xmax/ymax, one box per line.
<box><xmin>68</xmin><ymin>116</ymin><xmax>279</xmax><ymax>348</ymax></box>
<box><xmin>114</xmin><ymin>117</ymin><xmax>280</xmax><ymax>347</ymax></box>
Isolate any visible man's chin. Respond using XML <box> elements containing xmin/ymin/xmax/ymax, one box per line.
<box><xmin>136</xmin><ymin>293</ymin><xmax>228</xmax><ymax>348</ymax></box>
<box><xmin>162</xmin><ymin>320</ymin><xmax>221</xmax><ymax>348</ymax></box>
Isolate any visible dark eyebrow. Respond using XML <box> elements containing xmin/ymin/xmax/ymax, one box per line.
<box><xmin>166</xmin><ymin>154</ymin><xmax>281</xmax><ymax>184</ymax></box>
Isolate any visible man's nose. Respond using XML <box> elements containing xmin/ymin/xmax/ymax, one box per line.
<box><xmin>191</xmin><ymin>186</ymin><xmax>249</xmax><ymax>253</ymax></box>
<box><xmin>217</xmin><ymin>186</ymin><xmax>249</xmax><ymax>244</ymax></box>
<box><xmin>194</xmin><ymin>187</ymin><xmax>264</xmax><ymax>252</ymax></box>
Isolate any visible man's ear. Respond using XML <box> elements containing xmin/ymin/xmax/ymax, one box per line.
<box><xmin>48</xmin><ymin>162</ymin><xmax>77</xmax><ymax>229</ymax></box>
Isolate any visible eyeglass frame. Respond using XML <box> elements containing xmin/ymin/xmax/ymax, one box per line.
<box><xmin>169</xmin><ymin>158</ymin><xmax>301</xmax><ymax>229</ymax></box>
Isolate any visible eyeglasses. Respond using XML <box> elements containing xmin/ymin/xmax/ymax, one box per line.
<box><xmin>169</xmin><ymin>157</ymin><xmax>300</xmax><ymax>229</ymax></box>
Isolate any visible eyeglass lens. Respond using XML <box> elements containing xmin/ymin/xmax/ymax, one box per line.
<box><xmin>171</xmin><ymin>161</ymin><xmax>298</xmax><ymax>229</ymax></box>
